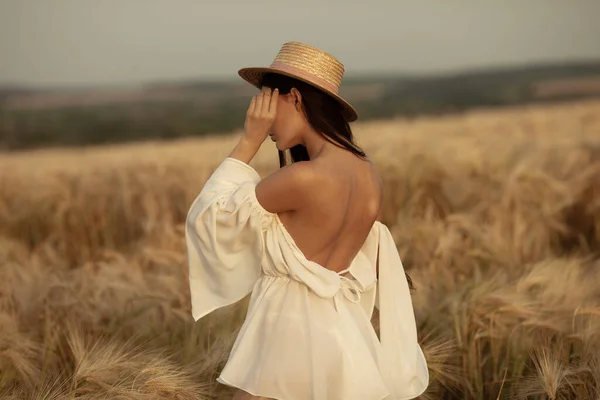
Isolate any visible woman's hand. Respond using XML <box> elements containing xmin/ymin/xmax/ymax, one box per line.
<box><xmin>227</xmin><ymin>87</ymin><xmax>279</xmax><ymax>164</ymax></box>
<box><xmin>243</xmin><ymin>87</ymin><xmax>279</xmax><ymax>145</ymax></box>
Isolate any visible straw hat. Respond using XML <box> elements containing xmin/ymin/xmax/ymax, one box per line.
<box><xmin>238</xmin><ymin>41</ymin><xmax>358</xmax><ymax>122</ymax></box>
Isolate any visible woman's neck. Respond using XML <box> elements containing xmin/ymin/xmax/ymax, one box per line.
<box><xmin>302</xmin><ymin>128</ymin><xmax>332</xmax><ymax>160</ymax></box>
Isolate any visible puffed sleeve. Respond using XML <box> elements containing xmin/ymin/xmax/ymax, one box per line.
<box><xmin>185</xmin><ymin>157</ymin><xmax>272</xmax><ymax>321</ymax></box>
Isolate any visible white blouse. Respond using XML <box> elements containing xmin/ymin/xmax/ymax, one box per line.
<box><xmin>186</xmin><ymin>157</ymin><xmax>429</xmax><ymax>400</ymax></box>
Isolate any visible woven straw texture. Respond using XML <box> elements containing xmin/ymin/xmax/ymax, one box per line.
<box><xmin>273</xmin><ymin>42</ymin><xmax>345</xmax><ymax>90</ymax></box>
<box><xmin>238</xmin><ymin>41</ymin><xmax>358</xmax><ymax>122</ymax></box>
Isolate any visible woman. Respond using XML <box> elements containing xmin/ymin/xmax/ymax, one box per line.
<box><xmin>185</xmin><ymin>42</ymin><xmax>429</xmax><ymax>400</ymax></box>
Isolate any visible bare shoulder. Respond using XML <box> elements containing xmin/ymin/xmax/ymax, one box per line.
<box><xmin>255</xmin><ymin>160</ymin><xmax>326</xmax><ymax>214</ymax></box>
<box><xmin>365</xmin><ymin>157</ymin><xmax>383</xmax><ymax>186</ymax></box>
<box><xmin>273</xmin><ymin>160</ymin><xmax>326</xmax><ymax>190</ymax></box>
<box><xmin>364</xmin><ymin>158</ymin><xmax>384</xmax><ymax>221</ymax></box>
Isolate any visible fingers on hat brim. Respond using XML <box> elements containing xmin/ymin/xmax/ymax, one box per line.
<box><xmin>238</xmin><ymin>68</ymin><xmax>358</xmax><ymax>122</ymax></box>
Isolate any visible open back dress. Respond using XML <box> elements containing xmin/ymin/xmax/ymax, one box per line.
<box><xmin>185</xmin><ymin>157</ymin><xmax>429</xmax><ymax>400</ymax></box>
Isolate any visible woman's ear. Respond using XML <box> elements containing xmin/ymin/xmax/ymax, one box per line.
<box><xmin>290</xmin><ymin>88</ymin><xmax>302</xmax><ymax>111</ymax></box>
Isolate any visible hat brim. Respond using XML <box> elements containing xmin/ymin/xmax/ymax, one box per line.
<box><xmin>238</xmin><ymin>67</ymin><xmax>358</xmax><ymax>122</ymax></box>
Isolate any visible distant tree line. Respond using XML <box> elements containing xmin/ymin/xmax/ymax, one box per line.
<box><xmin>1</xmin><ymin>62</ymin><xmax>600</xmax><ymax>151</ymax></box>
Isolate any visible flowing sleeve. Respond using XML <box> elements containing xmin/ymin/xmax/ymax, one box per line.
<box><xmin>185</xmin><ymin>157</ymin><xmax>271</xmax><ymax>322</ymax></box>
<box><xmin>376</xmin><ymin>224</ymin><xmax>430</xmax><ymax>399</ymax></box>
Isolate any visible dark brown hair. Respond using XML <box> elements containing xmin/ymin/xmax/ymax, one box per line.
<box><xmin>260</xmin><ymin>73</ymin><xmax>365</xmax><ymax>168</ymax></box>
<box><xmin>259</xmin><ymin>72</ymin><xmax>414</xmax><ymax>291</ymax></box>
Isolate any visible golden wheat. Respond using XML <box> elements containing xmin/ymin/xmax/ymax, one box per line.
<box><xmin>1</xmin><ymin>99</ymin><xmax>599</xmax><ymax>399</ymax></box>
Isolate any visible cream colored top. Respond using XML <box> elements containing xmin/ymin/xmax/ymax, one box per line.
<box><xmin>186</xmin><ymin>157</ymin><xmax>429</xmax><ymax>400</ymax></box>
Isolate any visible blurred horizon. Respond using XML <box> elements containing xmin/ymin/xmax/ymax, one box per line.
<box><xmin>3</xmin><ymin>58</ymin><xmax>600</xmax><ymax>92</ymax></box>
<box><xmin>1</xmin><ymin>0</ymin><xmax>600</xmax><ymax>89</ymax></box>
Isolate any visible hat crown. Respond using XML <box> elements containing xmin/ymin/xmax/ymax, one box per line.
<box><xmin>270</xmin><ymin>42</ymin><xmax>345</xmax><ymax>94</ymax></box>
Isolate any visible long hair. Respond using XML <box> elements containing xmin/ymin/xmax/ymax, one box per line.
<box><xmin>259</xmin><ymin>73</ymin><xmax>414</xmax><ymax>291</ymax></box>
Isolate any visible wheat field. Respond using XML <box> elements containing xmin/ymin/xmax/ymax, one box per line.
<box><xmin>1</xmin><ymin>99</ymin><xmax>599</xmax><ymax>399</ymax></box>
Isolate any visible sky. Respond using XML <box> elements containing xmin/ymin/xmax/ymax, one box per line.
<box><xmin>1</xmin><ymin>0</ymin><xmax>600</xmax><ymax>88</ymax></box>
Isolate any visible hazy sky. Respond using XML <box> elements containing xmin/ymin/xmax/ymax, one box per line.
<box><xmin>1</xmin><ymin>0</ymin><xmax>600</xmax><ymax>88</ymax></box>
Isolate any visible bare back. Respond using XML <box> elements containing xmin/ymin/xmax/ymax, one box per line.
<box><xmin>277</xmin><ymin>152</ymin><xmax>383</xmax><ymax>273</ymax></box>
